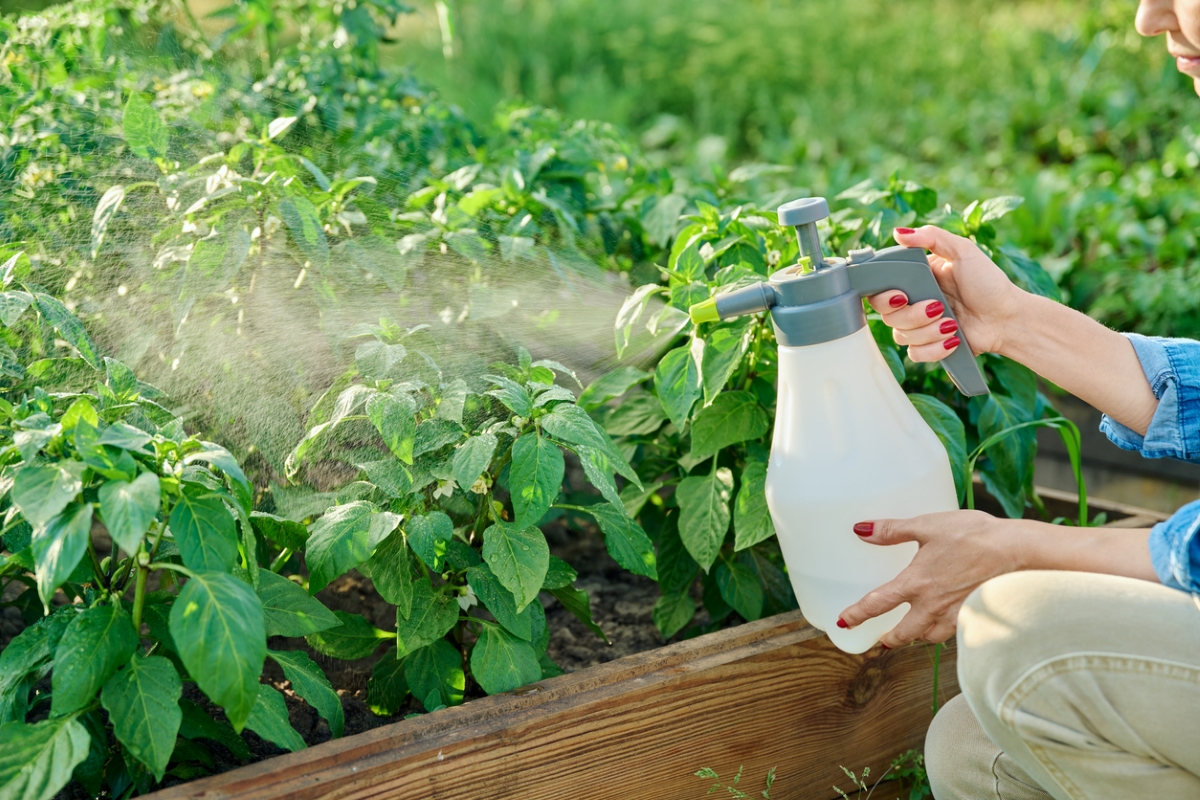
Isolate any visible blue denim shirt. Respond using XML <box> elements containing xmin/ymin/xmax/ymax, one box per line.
<box><xmin>1099</xmin><ymin>333</ymin><xmax>1200</xmax><ymax>592</ymax></box>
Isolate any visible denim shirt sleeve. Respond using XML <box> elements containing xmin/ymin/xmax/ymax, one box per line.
<box><xmin>1099</xmin><ymin>333</ymin><xmax>1200</xmax><ymax>464</ymax></box>
<box><xmin>1099</xmin><ymin>333</ymin><xmax>1200</xmax><ymax>591</ymax></box>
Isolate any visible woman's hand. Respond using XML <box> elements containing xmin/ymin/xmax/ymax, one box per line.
<box><xmin>838</xmin><ymin>510</ymin><xmax>1024</xmax><ymax>647</ymax></box>
<box><xmin>865</xmin><ymin>226</ymin><xmax>1025</xmax><ymax>362</ymax></box>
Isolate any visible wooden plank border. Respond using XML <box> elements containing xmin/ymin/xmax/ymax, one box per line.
<box><xmin>148</xmin><ymin>611</ymin><xmax>954</xmax><ymax>800</ymax></box>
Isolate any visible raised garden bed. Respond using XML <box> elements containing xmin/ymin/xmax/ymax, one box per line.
<box><xmin>139</xmin><ymin>488</ymin><xmax>1167</xmax><ymax>800</ymax></box>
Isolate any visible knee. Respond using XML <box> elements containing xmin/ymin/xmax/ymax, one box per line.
<box><xmin>925</xmin><ymin>694</ymin><xmax>994</xmax><ymax>800</ymax></box>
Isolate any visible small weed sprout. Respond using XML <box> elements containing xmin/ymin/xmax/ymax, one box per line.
<box><xmin>694</xmin><ymin>764</ymin><xmax>776</xmax><ymax>798</ymax></box>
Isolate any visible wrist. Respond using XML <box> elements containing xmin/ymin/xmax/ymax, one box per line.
<box><xmin>991</xmin><ymin>288</ymin><xmax>1043</xmax><ymax>362</ymax></box>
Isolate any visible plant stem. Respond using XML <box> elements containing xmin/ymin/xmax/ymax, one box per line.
<box><xmin>87</xmin><ymin>536</ymin><xmax>106</xmax><ymax>589</ymax></box>
<box><xmin>269</xmin><ymin>547</ymin><xmax>293</xmax><ymax>573</ymax></box>
<box><xmin>131</xmin><ymin>547</ymin><xmax>149</xmax><ymax>637</ymax></box>
<box><xmin>931</xmin><ymin>643</ymin><xmax>942</xmax><ymax>715</ymax></box>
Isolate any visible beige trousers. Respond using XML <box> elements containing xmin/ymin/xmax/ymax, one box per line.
<box><xmin>925</xmin><ymin>570</ymin><xmax>1200</xmax><ymax>800</ymax></box>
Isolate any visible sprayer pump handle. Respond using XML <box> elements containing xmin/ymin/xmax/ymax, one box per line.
<box><xmin>846</xmin><ymin>247</ymin><xmax>990</xmax><ymax>397</ymax></box>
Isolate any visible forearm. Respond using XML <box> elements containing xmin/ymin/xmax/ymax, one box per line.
<box><xmin>1011</xmin><ymin>519</ymin><xmax>1158</xmax><ymax>583</ymax></box>
<box><xmin>997</xmin><ymin>293</ymin><xmax>1158</xmax><ymax>435</ymax></box>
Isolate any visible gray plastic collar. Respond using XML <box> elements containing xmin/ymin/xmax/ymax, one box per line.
<box><xmin>766</xmin><ymin>263</ymin><xmax>865</xmax><ymax>346</ymax></box>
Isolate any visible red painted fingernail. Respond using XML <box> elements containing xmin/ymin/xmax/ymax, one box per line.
<box><xmin>944</xmin><ymin>336</ymin><xmax>961</xmax><ymax>351</ymax></box>
<box><xmin>894</xmin><ymin>227</ymin><xmax>916</xmax><ymax>235</ymax></box>
<box><xmin>888</xmin><ymin>294</ymin><xmax>907</xmax><ymax>308</ymax></box>
<box><xmin>939</xmin><ymin>319</ymin><xmax>958</xmax><ymax>335</ymax></box>
<box><xmin>925</xmin><ymin>301</ymin><xmax>944</xmax><ymax>318</ymax></box>
<box><xmin>853</xmin><ymin>522</ymin><xmax>874</xmax><ymax>537</ymax></box>
<box><xmin>881</xmin><ymin>643</ymin><xmax>891</xmax><ymax>650</ymax></box>
<box><xmin>837</xmin><ymin>618</ymin><xmax>849</xmax><ymax>629</ymax></box>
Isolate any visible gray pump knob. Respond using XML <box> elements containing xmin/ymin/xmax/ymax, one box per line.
<box><xmin>777</xmin><ymin>197</ymin><xmax>830</xmax><ymax>226</ymax></box>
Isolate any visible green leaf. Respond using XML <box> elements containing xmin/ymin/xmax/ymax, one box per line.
<box><xmin>250</xmin><ymin>512</ymin><xmax>309</xmax><ymax>551</ymax></box>
<box><xmin>406</xmin><ymin>511</ymin><xmax>454</xmax><ymax>572</ymax></box>
<box><xmin>178</xmin><ymin>698</ymin><xmax>252</xmax><ymax>760</ymax></box>
<box><xmin>51</xmin><ymin>603</ymin><xmax>138</xmax><ymax>715</ymax></box>
<box><xmin>979</xmin><ymin>195</ymin><xmax>1024</xmax><ymax>223</ymax></box>
<box><xmin>91</xmin><ymin>186</ymin><xmax>126</xmax><ymax>259</ymax></box>
<box><xmin>306</xmin><ymin>610</ymin><xmax>392</xmax><ymax>660</ymax></box>
<box><xmin>123</xmin><ymin>92</ymin><xmax>168</xmax><ymax>159</ymax></box>
<box><xmin>413</xmin><ymin>418</ymin><xmax>465</xmax><ymax>457</ymax></box>
<box><xmin>467</xmin><ymin>564</ymin><xmax>532</xmax><ymax>641</ymax></box>
<box><xmin>577</xmin><ymin>366</ymin><xmax>651</xmax><ymax>411</ymax></box>
<box><xmin>395</xmin><ymin>580</ymin><xmax>458</xmax><ymax>655</ymax></box>
<box><xmin>32</xmin><ymin>503</ymin><xmax>93</xmax><ymax>605</ymax></box>
<box><xmin>362</xmin><ymin>531</ymin><xmax>412</xmax><ymax>616</ymax></box>
<box><xmin>100</xmin><ymin>655</ymin><xmax>181</xmax><ymax>781</ymax></box>
<box><xmin>0</xmin><ymin>716</ymin><xmax>91</xmax><ymax>800</ymax></box>
<box><xmin>305</xmin><ymin>501</ymin><xmax>388</xmax><ymax>594</ymax></box>
<box><xmin>654</xmin><ymin>344</ymin><xmax>702</xmax><ymax>430</ymax></box>
<box><xmin>689</xmin><ymin>391</ymin><xmax>769</xmax><ymax>463</ymax></box>
<box><xmin>715</xmin><ymin>558</ymin><xmax>764</xmax><ymax>621</ymax></box>
<box><xmin>256</xmin><ymin>569</ymin><xmax>340</xmax><ymax>638</ymax></box>
<box><xmin>576</xmin><ymin>446</ymin><xmax>624</xmax><ymax>510</ymax></box>
<box><xmin>978</xmin><ymin>394</ymin><xmax>1035</xmax><ymax>500</ymax></box>
<box><xmin>367</xmin><ymin>393</ymin><xmax>416</xmax><ymax>465</ymax></box>
<box><xmin>700</xmin><ymin>319</ymin><xmax>753</xmax><ymax>405</ymax></box>
<box><xmin>170</xmin><ymin>485</ymin><xmax>238</xmax><ymax>573</ymax></box>
<box><xmin>404</xmin><ymin>640</ymin><xmax>465</xmax><ymax>710</ymax></box>
<box><xmin>356</xmin><ymin>458</ymin><xmax>412</xmax><ymax>497</ymax></box>
<box><xmin>268</xmin><ymin>649</ymin><xmax>344</xmax><ymax>738</ymax></box>
<box><xmin>279</xmin><ymin>196</ymin><xmax>329</xmax><ymax>268</ymax></box>
<box><xmin>11</xmin><ymin>463</ymin><xmax>84</xmax><ymax>528</ymax></box>
<box><xmin>601</xmin><ymin>392</ymin><xmax>667</xmax><ymax>437</ymax></box>
<box><xmin>482</xmin><ymin>523</ymin><xmax>548</xmax><ymax>612</ymax></box>
<box><xmin>0</xmin><ymin>611</ymin><xmax>76</xmax><ymax>723</ymax></box>
<box><xmin>655</xmin><ymin>515</ymin><xmax>698</xmax><ymax>595</ymax></box>
<box><xmin>733</xmin><ymin>458</ymin><xmax>775</xmax><ymax>551</ymax></box>
<box><xmin>185</xmin><ymin>443</ymin><xmax>252</xmax><ymax>512</ymax></box>
<box><xmin>676</xmin><ymin>468</ymin><xmax>734</xmax><ymax>571</ymax></box>
<box><xmin>652</xmin><ymin>592</ymin><xmax>695</xmax><ymax>639</ymax></box>
<box><xmin>98</xmin><ymin>473</ymin><xmax>161</xmax><ymax>554</ymax></box>
<box><xmin>96</xmin><ymin>422</ymin><xmax>153</xmax><ymax>451</ymax></box>
<box><xmin>587</xmin><ymin>503</ymin><xmax>657</xmax><ymax>579</ymax></box>
<box><xmin>541</xmin><ymin>403</ymin><xmax>639</xmax><ymax>486</ymax></box>
<box><xmin>33</xmin><ymin>293</ymin><xmax>101</xmax><ymax>368</ymax></box>
<box><xmin>471</xmin><ymin>626</ymin><xmax>541</xmax><ymax>695</ymax></box>
<box><xmin>484</xmin><ymin>376</ymin><xmax>533</xmax><ymax>418</ymax></box>
<box><xmin>509</xmin><ymin>432</ymin><xmax>564</xmax><ymax>527</ymax></box>
<box><xmin>0</xmin><ymin>291</ymin><xmax>33</xmax><ymax>328</ymax></box>
<box><xmin>997</xmin><ymin>245</ymin><xmax>1060</xmax><ymax>301</ymax></box>
<box><xmin>355</xmin><ymin>341</ymin><xmax>408</xmax><ymax>379</ymax></box>
<box><xmin>451</xmin><ymin>433</ymin><xmax>497</xmax><ymax>492</ymax></box>
<box><xmin>169</xmin><ymin>572</ymin><xmax>266</xmax><ymax>731</ymax></box>
<box><xmin>549</xmin><ymin>585</ymin><xmax>607</xmax><ymax>642</ymax></box>
<box><xmin>541</xmin><ymin>556</ymin><xmax>577</xmax><ymax>590</ymax></box>
<box><xmin>245</xmin><ymin>685</ymin><xmax>306</xmax><ymax>752</ymax></box>
<box><xmin>367</xmin><ymin>650</ymin><xmax>409</xmax><ymax>716</ymax></box>
<box><xmin>909</xmin><ymin>394</ymin><xmax>968</xmax><ymax>503</ymax></box>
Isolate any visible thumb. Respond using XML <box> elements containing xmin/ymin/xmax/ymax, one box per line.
<box><xmin>894</xmin><ymin>225</ymin><xmax>971</xmax><ymax>261</ymax></box>
<box><xmin>853</xmin><ymin>518</ymin><xmax>921</xmax><ymax>546</ymax></box>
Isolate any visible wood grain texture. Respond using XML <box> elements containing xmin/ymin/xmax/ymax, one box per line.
<box><xmin>147</xmin><ymin>611</ymin><xmax>956</xmax><ymax>800</ymax></box>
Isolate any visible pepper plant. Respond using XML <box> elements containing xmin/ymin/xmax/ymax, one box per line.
<box><xmin>590</xmin><ymin>178</ymin><xmax>1065</xmax><ymax>638</ymax></box>
<box><xmin>0</xmin><ymin>268</ymin><xmax>345</xmax><ymax>797</ymax></box>
<box><xmin>283</xmin><ymin>319</ymin><xmax>657</xmax><ymax>713</ymax></box>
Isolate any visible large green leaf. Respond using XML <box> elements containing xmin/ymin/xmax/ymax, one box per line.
<box><xmin>654</xmin><ymin>344</ymin><xmax>702</xmax><ymax>431</ymax></box>
<box><xmin>688</xmin><ymin>391</ymin><xmax>769</xmax><ymax>463</ymax></box>
<box><xmin>395</xmin><ymin>580</ymin><xmax>459</xmax><ymax>655</ymax></box>
<box><xmin>362</xmin><ymin>531</ymin><xmax>412</xmax><ymax>616</ymax></box>
<box><xmin>541</xmin><ymin>403</ymin><xmax>639</xmax><ymax>486</ymax></box>
<box><xmin>575</xmin><ymin>445</ymin><xmax>624</xmax><ymax>510</ymax></box>
<box><xmin>256</xmin><ymin>569</ymin><xmax>340</xmax><ymax>638</ymax></box>
<box><xmin>0</xmin><ymin>716</ymin><xmax>91</xmax><ymax>800</ymax></box>
<box><xmin>32</xmin><ymin>502</ymin><xmax>93</xmax><ymax>605</ymax></box>
<box><xmin>715</xmin><ymin>558</ymin><xmax>764</xmax><ymax>621</ymax></box>
<box><xmin>733</xmin><ymin>458</ymin><xmax>775</xmax><ymax>551</ymax></box>
<box><xmin>0</xmin><ymin>291</ymin><xmax>33</xmax><ymax>328</ymax></box>
<box><xmin>652</xmin><ymin>592</ymin><xmax>695</xmax><ymax>639</ymax></box>
<box><xmin>655</xmin><ymin>515</ymin><xmax>698</xmax><ymax>595</ymax></box>
<box><xmin>0</xmin><ymin>612</ymin><xmax>76</xmax><ymax>724</ymax></box>
<box><xmin>451</xmin><ymin>433</ymin><xmax>497</xmax><ymax>493</ymax></box>
<box><xmin>484</xmin><ymin>375</ymin><xmax>533</xmax><ymax>417</ymax></box>
<box><xmin>367</xmin><ymin>393</ymin><xmax>416</xmax><ymax>465</ymax></box>
<box><xmin>123</xmin><ymin>92</ymin><xmax>168</xmax><ymax>159</ymax></box>
<box><xmin>245</xmin><ymin>685</ymin><xmax>305</xmax><ymax>752</ymax></box>
<box><xmin>482</xmin><ymin>523</ymin><xmax>548</xmax><ymax>612</ymax></box>
<box><xmin>305</xmin><ymin>502</ymin><xmax>393</xmax><ymax>594</ymax></box>
<box><xmin>11</xmin><ymin>463</ymin><xmax>84</xmax><ymax>528</ymax></box>
<box><xmin>909</xmin><ymin>393</ymin><xmax>968</xmax><ymax>503</ymax></box>
<box><xmin>366</xmin><ymin>650</ymin><xmax>409</xmax><ymax>716</ymax></box>
<box><xmin>548</xmin><ymin>585</ymin><xmax>607</xmax><ymax>642</ymax></box>
<box><xmin>466</xmin><ymin>564</ymin><xmax>533</xmax><ymax>641</ymax></box>
<box><xmin>676</xmin><ymin>468</ymin><xmax>734</xmax><ymax>571</ymax></box>
<box><xmin>177</xmin><ymin>698</ymin><xmax>252</xmax><ymax>760</ymax></box>
<box><xmin>700</xmin><ymin>319</ymin><xmax>753</xmax><ymax>403</ymax></box>
<box><xmin>268</xmin><ymin>649</ymin><xmax>344</xmax><ymax>738</ymax></box>
<box><xmin>405</xmin><ymin>511</ymin><xmax>454</xmax><ymax>572</ymax></box>
<box><xmin>169</xmin><ymin>572</ymin><xmax>266</xmax><ymax>731</ymax></box>
<box><xmin>587</xmin><ymin>503</ymin><xmax>657</xmax><ymax>579</ymax></box>
<box><xmin>471</xmin><ymin>626</ymin><xmax>541</xmax><ymax>695</ymax></box>
<box><xmin>250</xmin><ymin>512</ymin><xmax>309</xmax><ymax>551</ymax></box>
<box><xmin>403</xmin><ymin>640</ymin><xmax>464</xmax><ymax>710</ymax></box>
<box><xmin>279</xmin><ymin>196</ymin><xmax>329</xmax><ymax>269</ymax></box>
<box><xmin>577</xmin><ymin>366</ymin><xmax>652</xmax><ymax>410</ymax></box>
<box><xmin>356</xmin><ymin>341</ymin><xmax>408</xmax><ymax>380</ymax></box>
<box><xmin>977</xmin><ymin>393</ymin><xmax>1035</xmax><ymax>517</ymax></box>
<box><xmin>306</xmin><ymin>610</ymin><xmax>393</xmax><ymax>660</ymax></box>
<box><xmin>100</xmin><ymin>655</ymin><xmax>181</xmax><ymax>781</ymax></box>
<box><xmin>599</xmin><ymin>392</ymin><xmax>666</xmax><ymax>436</ymax></box>
<box><xmin>170</xmin><ymin>485</ymin><xmax>238</xmax><ymax>573</ymax></box>
<box><xmin>509</xmin><ymin>432</ymin><xmax>564</xmax><ymax>527</ymax></box>
<box><xmin>33</xmin><ymin>293</ymin><xmax>101</xmax><ymax>368</ymax></box>
<box><xmin>98</xmin><ymin>473</ymin><xmax>161</xmax><ymax>554</ymax></box>
<box><xmin>51</xmin><ymin>603</ymin><xmax>138</xmax><ymax>715</ymax></box>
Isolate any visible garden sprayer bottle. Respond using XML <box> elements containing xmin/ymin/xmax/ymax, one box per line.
<box><xmin>688</xmin><ymin>198</ymin><xmax>989</xmax><ymax>654</ymax></box>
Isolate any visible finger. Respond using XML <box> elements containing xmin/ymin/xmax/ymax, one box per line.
<box><xmin>905</xmin><ymin>334</ymin><xmax>961</xmax><ymax>363</ymax></box>
<box><xmin>851</xmin><ymin>518</ymin><xmax>922</xmax><ymax>546</ymax></box>
<box><xmin>893</xmin><ymin>316</ymin><xmax>958</xmax><ymax>347</ymax></box>
<box><xmin>838</xmin><ymin>579</ymin><xmax>907</xmax><ymax>629</ymax></box>
<box><xmin>879</xmin><ymin>605</ymin><xmax>938</xmax><ymax>649</ymax></box>
<box><xmin>877</xmin><ymin>298</ymin><xmax>947</xmax><ymax>331</ymax></box>
<box><xmin>894</xmin><ymin>225</ymin><xmax>972</xmax><ymax>261</ymax></box>
<box><xmin>865</xmin><ymin>290</ymin><xmax>907</xmax><ymax>315</ymax></box>
<box><xmin>920</xmin><ymin>618</ymin><xmax>957</xmax><ymax>645</ymax></box>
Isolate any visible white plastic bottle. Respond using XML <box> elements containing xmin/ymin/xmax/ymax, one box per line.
<box><xmin>764</xmin><ymin>326</ymin><xmax>959</xmax><ymax>653</ymax></box>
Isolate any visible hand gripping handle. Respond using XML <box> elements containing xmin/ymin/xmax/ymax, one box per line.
<box><xmin>847</xmin><ymin>247</ymin><xmax>990</xmax><ymax>396</ymax></box>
